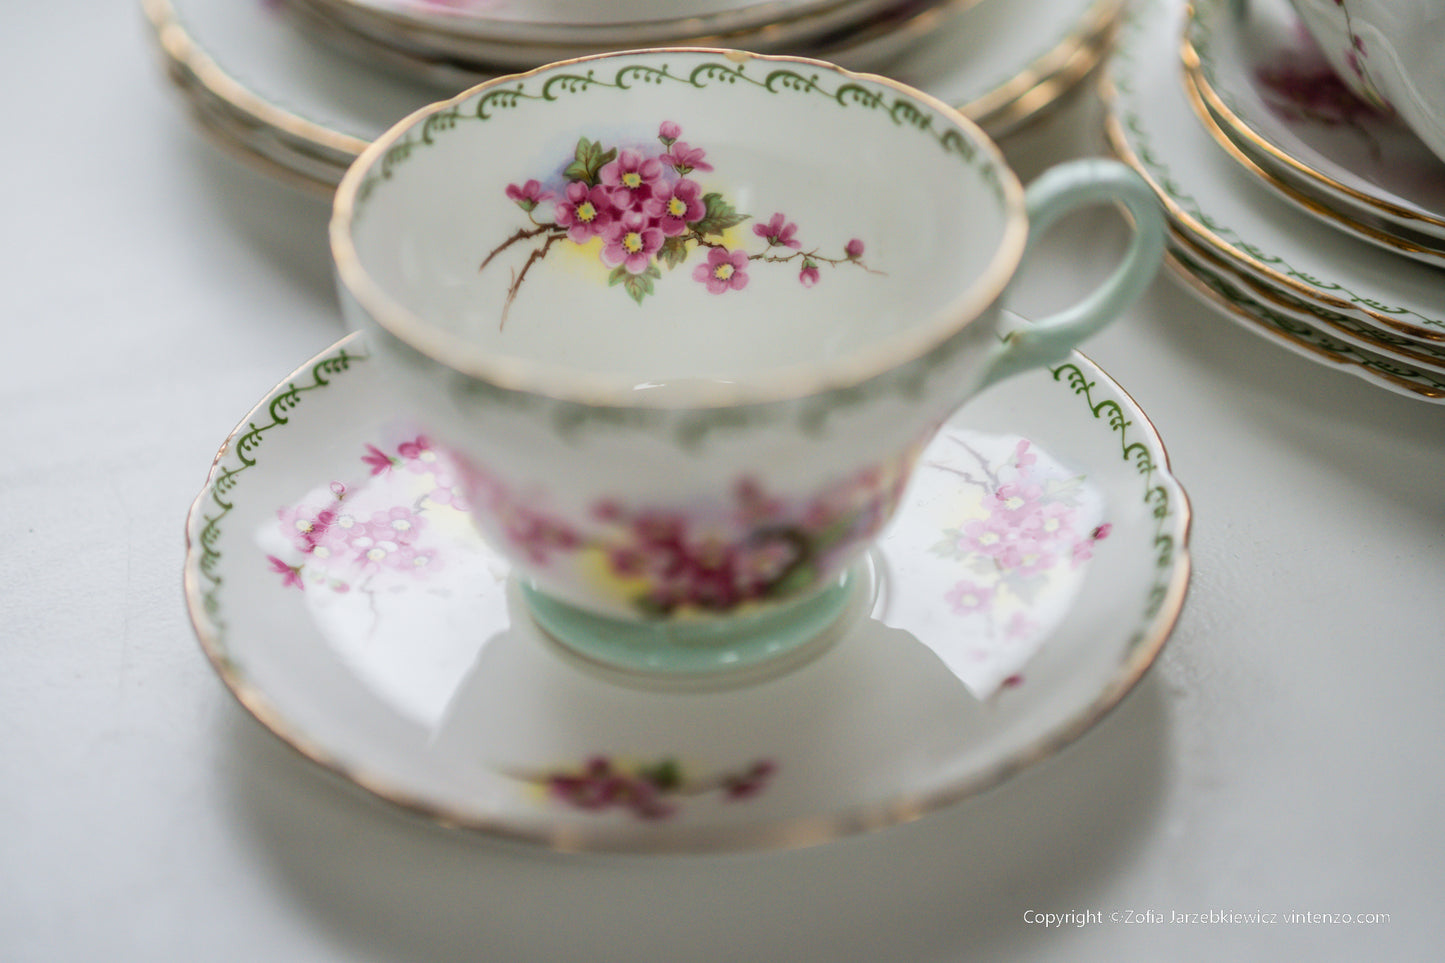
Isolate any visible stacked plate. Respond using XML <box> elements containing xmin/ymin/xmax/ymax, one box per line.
<box><xmin>144</xmin><ymin>0</ymin><xmax>1124</xmax><ymax>195</ymax></box>
<box><xmin>1104</xmin><ymin>0</ymin><xmax>1445</xmax><ymax>403</ymax></box>
<box><xmin>279</xmin><ymin>0</ymin><xmax>975</xmax><ymax>80</ymax></box>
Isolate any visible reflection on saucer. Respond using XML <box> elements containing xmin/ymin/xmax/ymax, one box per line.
<box><xmin>253</xmin><ymin>419</ymin><xmax>1108</xmax><ymax>825</ymax></box>
<box><xmin>191</xmin><ymin>334</ymin><xmax>1188</xmax><ymax>851</ymax></box>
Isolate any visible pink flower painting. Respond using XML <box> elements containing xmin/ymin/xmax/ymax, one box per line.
<box><xmin>477</xmin><ymin>121</ymin><xmax>879</xmax><ymax>325</ymax></box>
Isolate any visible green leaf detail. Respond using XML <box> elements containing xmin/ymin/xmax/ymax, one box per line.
<box><xmin>563</xmin><ymin>137</ymin><xmax>618</xmax><ymax>185</ymax></box>
<box><xmin>657</xmin><ymin>236</ymin><xmax>689</xmax><ymax>270</ymax></box>
<box><xmin>691</xmin><ymin>193</ymin><xmax>749</xmax><ymax>236</ymax></box>
<box><xmin>614</xmin><ymin>266</ymin><xmax>659</xmax><ymax>305</ymax></box>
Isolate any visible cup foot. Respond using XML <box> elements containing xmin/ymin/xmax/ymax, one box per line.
<box><xmin>522</xmin><ymin>562</ymin><xmax>872</xmax><ymax>692</ymax></box>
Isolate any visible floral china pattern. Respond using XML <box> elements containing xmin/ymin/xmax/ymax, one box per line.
<box><xmin>265</xmin><ymin>434</ymin><xmax>467</xmax><ymax>594</ymax></box>
<box><xmin>481</xmin><ymin>122</ymin><xmax>876</xmax><ymax>325</ymax></box>
<box><xmin>454</xmin><ymin>440</ymin><xmax>922</xmax><ymax>617</ymax></box>
<box><xmin>521</xmin><ymin>755</ymin><xmax>777</xmax><ymax>820</ymax></box>
<box><xmin>899</xmin><ymin>430</ymin><xmax>1109</xmax><ymax>692</ymax></box>
<box><xmin>933</xmin><ymin>436</ymin><xmax>1109</xmax><ymax>614</ymax></box>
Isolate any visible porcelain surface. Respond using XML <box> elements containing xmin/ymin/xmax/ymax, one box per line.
<box><xmin>312</xmin><ymin>0</ymin><xmax>918</xmax><ymax>43</ymax></box>
<box><xmin>1183</xmin><ymin>0</ymin><xmax>1445</xmax><ymax>262</ymax></box>
<box><xmin>146</xmin><ymin>0</ymin><xmax>1121</xmax><ymax>191</ymax></box>
<box><xmin>330</xmin><ymin>48</ymin><xmax>1164</xmax><ymax>646</ymax></box>
<box><xmin>183</xmin><ymin>331</ymin><xmax>1190</xmax><ymax>852</ymax></box>
<box><xmin>1166</xmin><ymin>238</ymin><xmax>1445</xmax><ymax>403</ymax></box>
<box><xmin>287</xmin><ymin>0</ymin><xmax>963</xmax><ymax>75</ymax></box>
<box><xmin>1105</xmin><ymin>0</ymin><xmax>1445</xmax><ymax>349</ymax></box>
<box><xmin>1288</xmin><ymin>0</ymin><xmax>1445</xmax><ymax>166</ymax></box>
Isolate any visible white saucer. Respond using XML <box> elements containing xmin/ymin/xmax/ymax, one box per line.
<box><xmin>1104</xmin><ymin>0</ymin><xmax>1445</xmax><ymax>349</ymax></box>
<box><xmin>183</xmin><ymin>330</ymin><xmax>1189</xmax><ymax>853</ymax></box>
<box><xmin>1182</xmin><ymin>0</ymin><xmax>1445</xmax><ymax>263</ymax></box>
<box><xmin>1167</xmin><ymin>239</ymin><xmax>1445</xmax><ymax>403</ymax></box>
<box><xmin>147</xmin><ymin>0</ymin><xmax>1122</xmax><ymax>193</ymax></box>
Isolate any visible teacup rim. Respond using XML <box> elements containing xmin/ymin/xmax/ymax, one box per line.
<box><xmin>330</xmin><ymin>46</ymin><xmax>1030</xmax><ymax>410</ymax></box>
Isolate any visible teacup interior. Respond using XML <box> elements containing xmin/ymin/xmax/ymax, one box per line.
<box><xmin>347</xmin><ymin>53</ymin><xmax>1017</xmax><ymax>387</ymax></box>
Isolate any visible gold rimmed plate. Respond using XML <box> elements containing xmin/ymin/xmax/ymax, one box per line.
<box><xmin>1182</xmin><ymin>0</ymin><xmax>1445</xmax><ymax>262</ymax></box>
<box><xmin>147</xmin><ymin>0</ymin><xmax>1123</xmax><ymax>194</ymax></box>
<box><xmin>1103</xmin><ymin>0</ymin><xmax>1445</xmax><ymax>350</ymax></box>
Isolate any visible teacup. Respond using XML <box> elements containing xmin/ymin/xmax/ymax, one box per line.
<box><xmin>1288</xmin><ymin>0</ymin><xmax>1445</xmax><ymax>166</ymax></box>
<box><xmin>330</xmin><ymin>48</ymin><xmax>1164</xmax><ymax>683</ymax></box>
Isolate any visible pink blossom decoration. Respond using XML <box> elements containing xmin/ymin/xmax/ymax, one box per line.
<box><xmin>661</xmin><ymin>140</ymin><xmax>713</xmax><ymax>175</ymax></box>
<box><xmin>268</xmin><ymin>555</ymin><xmax>304</xmax><ymax>590</ymax></box>
<box><xmin>504</xmin><ymin>179</ymin><xmax>553</xmax><ymax>212</ymax></box>
<box><xmin>554</xmin><ymin>181</ymin><xmax>615</xmax><ymax>243</ymax></box>
<box><xmin>799</xmin><ymin>259</ymin><xmax>820</xmax><ymax>287</ymax></box>
<box><xmin>362</xmin><ymin>444</ymin><xmax>395</xmax><ymax>475</ymax></box>
<box><xmin>693</xmin><ymin>247</ymin><xmax>750</xmax><ymax>293</ymax></box>
<box><xmin>945</xmin><ymin>579</ymin><xmax>995</xmax><ymax>615</ymax></box>
<box><xmin>599</xmin><ymin>148</ymin><xmax>664</xmax><ymax>209</ymax></box>
<box><xmin>602</xmin><ymin>211</ymin><xmax>666</xmax><ymax>274</ymax></box>
<box><xmin>754</xmin><ymin>212</ymin><xmax>800</xmax><ymax>248</ymax></box>
<box><xmin>845</xmin><ymin>238</ymin><xmax>865</xmax><ymax>259</ymax></box>
<box><xmin>643</xmin><ymin>178</ymin><xmax>705</xmax><ymax>236</ymax></box>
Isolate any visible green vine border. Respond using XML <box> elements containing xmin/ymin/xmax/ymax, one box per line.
<box><xmin>193</xmin><ymin>346</ymin><xmax>370</xmax><ymax>642</ymax></box>
<box><xmin>189</xmin><ymin>338</ymin><xmax>1187</xmax><ymax>669</ymax></box>
<box><xmin>1111</xmin><ymin>0</ymin><xmax>1445</xmax><ymax>332</ymax></box>
<box><xmin>353</xmin><ymin>57</ymin><xmax>1006</xmax><ymax>209</ymax></box>
<box><xmin>1169</xmin><ymin>246</ymin><xmax>1445</xmax><ymax>394</ymax></box>
<box><xmin>1048</xmin><ymin>361</ymin><xmax>1183</xmax><ymax>649</ymax></box>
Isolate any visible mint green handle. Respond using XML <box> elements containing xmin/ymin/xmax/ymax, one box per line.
<box><xmin>978</xmin><ymin>159</ymin><xmax>1166</xmax><ymax>390</ymax></box>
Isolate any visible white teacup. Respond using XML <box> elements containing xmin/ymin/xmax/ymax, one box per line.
<box><xmin>330</xmin><ymin>49</ymin><xmax>1164</xmax><ymax>682</ymax></box>
<box><xmin>1289</xmin><ymin>0</ymin><xmax>1445</xmax><ymax>166</ymax></box>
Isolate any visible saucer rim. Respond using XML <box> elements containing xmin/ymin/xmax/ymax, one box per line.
<box><xmin>1182</xmin><ymin>0</ymin><xmax>1445</xmax><ymax>237</ymax></box>
<box><xmin>182</xmin><ymin>331</ymin><xmax>1192</xmax><ymax>853</ymax></box>
<box><xmin>148</xmin><ymin>0</ymin><xmax>1123</xmax><ymax>192</ymax></box>
<box><xmin>1100</xmin><ymin>0</ymin><xmax>1445</xmax><ymax>346</ymax></box>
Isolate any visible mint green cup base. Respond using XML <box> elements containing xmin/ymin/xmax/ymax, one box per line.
<box><xmin>522</xmin><ymin>563</ymin><xmax>871</xmax><ymax>691</ymax></box>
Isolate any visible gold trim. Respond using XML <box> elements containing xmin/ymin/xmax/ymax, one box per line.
<box><xmin>1171</xmin><ymin>228</ymin><xmax>1445</xmax><ymax>371</ymax></box>
<box><xmin>146</xmin><ymin>0</ymin><xmax>1114</xmax><ymax>193</ymax></box>
<box><xmin>143</xmin><ymin>0</ymin><xmax>372</xmax><ymax>163</ymax></box>
<box><xmin>183</xmin><ymin>332</ymin><xmax>1192</xmax><ymax>853</ymax></box>
<box><xmin>968</xmin><ymin>0</ymin><xmax>1123</xmax><ymax>136</ymax></box>
<box><xmin>1181</xmin><ymin>1</ymin><xmax>1445</xmax><ymax>236</ymax></box>
<box><xmin>1165</xmin><ymin>241</ymin><xmax>1445</xmax><ymax>399</ymax></box>
<box><xmin>1180</xmin><ymin>25</ymin><xmax>1445</xmax><ymax>263</ymax></box>
<box><xmin>1099</xmin><ymin>22</ymin><xmax>1445</xmax><ymax>346</ymax></box>
<box><xmin>289</xmin><ymin>0</ymin><xmax>982</xmax><ymax>66</ymax></box>
<box><xmin>329</xmin><ymin>47</ymin><xmax>1031</xmax><ymax>409</ymax></box>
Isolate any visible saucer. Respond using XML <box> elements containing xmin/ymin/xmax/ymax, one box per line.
<box><xmin>283</xmin><ymin>0</ymin><xmax>974</xmax><ymax>79</ymax></box>
<box><xmin>1181</xmin><ymin>0</ymin><xmax>1445</xmax><ymax>263</ymax></box>
<box><xmin>1104</xmin><ymin>0</ymin><xmax>1445</xmax><ymax>350</ymax></box>
<box><xmin>1170</xmin><ymin>230</ymin><xmax>1445</xmax><ymax>375</ymax></box>
<box><xmin>1167</xmin><ymin>239</ymin><xmax>1445</xmax><ymax>402</ymax></box>
<box><xmin>183</xmin><ymin>328</ymin><xmax>1190</xmax><ymax>853</ymax></box>
<box><xmin>147</xmin><ymin>0</ymin><xmax>1122</xmax><ymax>193</ymax></box>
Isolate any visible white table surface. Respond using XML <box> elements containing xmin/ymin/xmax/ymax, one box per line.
<box><xmin>5</xmin><ymin>3</ymin><xmax>1443</xmax><ymax>961</ymax></box>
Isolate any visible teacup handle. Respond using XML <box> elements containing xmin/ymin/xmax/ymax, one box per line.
<box><xmin>977</xmin><ymin>159</ymin><xmax>1165</xmax><ymax>391</ymax></box>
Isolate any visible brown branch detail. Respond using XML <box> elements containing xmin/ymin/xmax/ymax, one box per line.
<box><xmin>499</xmin><ymin>231</ymin><xmax>565</xmax><ymax>330</ymax></box>
<box><xmin>479</xmin><ymin>223</ymin><xmax>563</xmax><ymax>274</ymax></box>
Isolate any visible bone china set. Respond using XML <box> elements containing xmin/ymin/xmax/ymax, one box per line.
<box><xmin>166</xmin><ymin>0</ymin><xmax>1204</xmax><ymax>854</ymax></box>
<box><xmin>1106</xmin><ymin>0</ymin><xmax>1445</xmax><ymax>402</ymax></box>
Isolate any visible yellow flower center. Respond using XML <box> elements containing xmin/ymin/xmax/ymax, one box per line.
<box><xmin>576</xmin><ymin>201</ymin><xmax>596</xmax><ymax>222</ymax></box>
<box><xmin>667</xmin><ymin>196</ymin><xmax>687</xmax><ymax>217</ymax></box>
<box><xmin>623</xmin><ymin>231</ymin><xmax>644</xmax><ymax>254</ymax></box>
<box><xmin>714</xmin><ymin>263</ymin><xmax>734</xmax><ymax>280</ymax></box>
<box><xmin>622</xmin><ymin>172</ymin><xmax>642</xmax><ymax>188</ymax></box>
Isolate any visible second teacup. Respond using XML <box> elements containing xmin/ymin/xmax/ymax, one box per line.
<box><xmin>330</xmin><ymin>48</ymin><xmax>1164</xmax><ymax>683</ymax></box>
